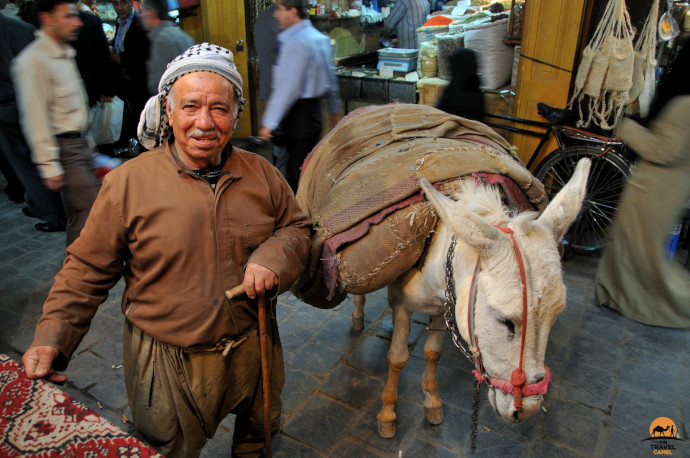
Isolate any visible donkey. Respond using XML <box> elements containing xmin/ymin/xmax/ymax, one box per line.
<box><xmin>353</xmin><ymin>159</ymin><xmax>591</xmax><ymax>438</ymax></box>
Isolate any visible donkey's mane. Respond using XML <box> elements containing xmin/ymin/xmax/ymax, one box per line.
<box><xmin>449</xmin><ymin>179</ymin><xmax>539</xmax><ymax>227</ymax></box>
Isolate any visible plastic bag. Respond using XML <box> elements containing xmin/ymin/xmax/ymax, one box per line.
<box><xmin>88</xmin><ymin>96</ymin><xmax>124</xmax><ymax>145</ymax></box>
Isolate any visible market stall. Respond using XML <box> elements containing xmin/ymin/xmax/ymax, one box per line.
<box><xmin>331</xmin><ymin>1</ymin><xmax>524</xmax><ymax>116</ymax></box>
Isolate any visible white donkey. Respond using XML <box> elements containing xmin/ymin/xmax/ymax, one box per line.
<box><xmin>352</xmin><ymin>159</ymin><xmax>591</xmax><ymax>438</ymax></box>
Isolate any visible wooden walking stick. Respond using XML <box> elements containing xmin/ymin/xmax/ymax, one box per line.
<box><xmin>225</xmin><ymin>284</ymin><xmax>273</xmax><ymax>458</ymax></box>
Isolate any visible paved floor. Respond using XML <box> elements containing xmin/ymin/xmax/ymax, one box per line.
<box><xmin>1</xmin><ymin>186</ymin><xmax>688</xmax><ymax>457</ymax></box>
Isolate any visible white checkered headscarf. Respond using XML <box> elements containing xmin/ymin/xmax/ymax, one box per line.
<box><xmin>137</xmin><ymin>43</ymin><xmax>247</xmax><ymax>150</ymax></box>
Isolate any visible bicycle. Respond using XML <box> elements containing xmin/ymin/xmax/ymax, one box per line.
<box><xmin>483</xmin><ymin>92</ymin><xmax>633</xmax><ymax>254</ymax></box>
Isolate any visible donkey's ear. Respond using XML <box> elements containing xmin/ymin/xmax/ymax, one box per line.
<box><xmin>537</xmin><ymin>158</ymin><xmax>591</xmax><ymax>241</ymax></box>
<box><xmin>419</xmin><ymin>177</ymin><xmax>503</xmax><ymax>254</ymax></box>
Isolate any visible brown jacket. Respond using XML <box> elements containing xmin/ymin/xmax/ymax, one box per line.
<box><xmin>31</xmin><ymin>142</ymin><xmax>312</xmax><ymax>369</ymax></box>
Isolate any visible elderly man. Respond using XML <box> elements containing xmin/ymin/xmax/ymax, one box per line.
<box><xmin>22</xmin><ymin>43</ymin><xmax>312</xmax><ymax>457</ymax></box>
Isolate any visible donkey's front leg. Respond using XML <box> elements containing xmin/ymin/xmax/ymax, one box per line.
<box><xmin>377</xmin><ymin>305</ymin><xmax>411</xmax><ymax>438</ymax></box>
<box><xmin>422</xmin><ymin>314</ymin><xmax>445</xmax><ymax>425</ymax></box>
<box><xmin>352</xmin><ymin>294</ymin><xmax>366</xmax><ymax>331</ymax></box>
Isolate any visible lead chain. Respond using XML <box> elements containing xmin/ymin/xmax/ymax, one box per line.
<box><xmin>442</xmin><ymin>236</ymin><xmax>474</xmax><ymax>361</ymax></box>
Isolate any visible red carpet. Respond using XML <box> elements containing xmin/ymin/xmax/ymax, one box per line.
<box><xmin>0</xmin><ymin>354</ymin><xmax>162</xmax><ymax>457</ymax></box>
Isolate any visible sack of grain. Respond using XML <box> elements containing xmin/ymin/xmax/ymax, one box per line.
<box><xmin>463</xmin><ymin>18</ymin><xmax>513</xmax><ymax>89</ymax></box>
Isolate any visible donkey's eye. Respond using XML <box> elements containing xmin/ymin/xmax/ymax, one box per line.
<box><xmin>498</xmin><ymin>318</ymin><xmax>515</xmax><ymax>335</ymax></box>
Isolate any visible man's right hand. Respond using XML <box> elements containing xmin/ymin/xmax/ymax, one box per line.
<box><xmin>44</xmin><ymin>175</ymin><xmax>65</xmax><ymax>192</ymax></box>
<box><xmin>22</xmin><ymin>346</ymin><xmax>67</xmax><ymax>383</ymax></box>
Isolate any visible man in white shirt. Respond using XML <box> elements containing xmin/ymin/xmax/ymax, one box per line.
<box><xmin>12</xmin><ymin>0</ymin><xmax>99</xmax><ymax>244</ymax></box>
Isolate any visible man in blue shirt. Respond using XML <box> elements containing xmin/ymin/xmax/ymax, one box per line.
<box><xmin>258</xmin><ymin>0</ymin><xmax>341</xmax><ymax>192</ymax></box>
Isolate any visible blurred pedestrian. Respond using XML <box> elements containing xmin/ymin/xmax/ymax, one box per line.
<box><xmin>0</xmin><ymin>14</ymin><xmax>66</xmax><ymax>228</ymax></box>
<box><xmin>12</xmin><ymin>0</ymin><xmax>99</xmax><ymax>244</ymax></box>
<box><xmin>254</xmin><ymin>1</ymin><xmax>288</xmax><ymax>175</ymax></box>
<box><xmin>594</xmin><ymin>43</ymin><xmax>690</xmax><ymax>328</ymax></box>
<box><xmin>140</xmin><ymin>0</ymin><xmax>193</xmax><ymax>97</ymax></box>
<box><xmin>381</xmin><ymin>0</ymin><xmax>429</xmax><ymax>49</ymax></box>
<box><xmin>254</xmin><ymin>2</ymin><xmax>279</xmax><ymax>103</ymax></box>
<box><xmin>436</xmin><ymin>48</ymin><xmax>485</xmax><ymax>122</ymax></box>
<box><xmin>72</xmin><ymin>8</ymin><xmax>115</xmax><ymax>108</ymax></box>
<box><xmin>111</xmin><ymin>0</ymin><xmax>149</xmax><ymax>152</ymax></box>
<box><xmin>258</xmin><ymin>0</ymin><xmax>342</xmax><ymax>192</ymax></box>
<box><xmin>23</xmin><ymin>42</ymin><xmax>311</xmax><ymax>457</ymax></box>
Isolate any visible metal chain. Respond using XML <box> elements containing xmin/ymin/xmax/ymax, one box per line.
<box><xmin>442</xmin><ymin>236</ymin><xmax>474</xmax><ymax>361</ymax></box>
<box><xmin>444</xmin><ymin>235</ymin><xmax>482</xmax><ymax>453</ymax></box>
<box><xmin>471</xmin><ymin>384</ymin><xmax>481</xmax><ymax>453</ymax></box>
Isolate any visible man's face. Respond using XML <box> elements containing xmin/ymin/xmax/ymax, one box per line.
<box><xmin>274</xmin><ymin>0</ymin><xmax>296</xmax><ymax>30</ymax></box>
<box><xmin>166</xmin><ymin>72</ymin><xmax>238</xmax><ymax>169</ymax></box>
<box><xmin>112</xmin><ymin>0</ymin><xmax>133</xmax><ymax>20</ymax></box>
<box><xmin>41</xmin><ymin>3</ymin><xmax>82</xmax><ymax>43</ymax></box>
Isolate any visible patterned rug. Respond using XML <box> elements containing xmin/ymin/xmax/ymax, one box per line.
<box><xmin>0</xmin><ymin>354</ymin><xmax>162</xmax><ymax>457</ymax></box>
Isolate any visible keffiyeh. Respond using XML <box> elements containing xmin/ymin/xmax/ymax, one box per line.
<box><xmin>137</xmin><ymin>42</ymin><xmax>247</xmax><ymax>150</ymax></box>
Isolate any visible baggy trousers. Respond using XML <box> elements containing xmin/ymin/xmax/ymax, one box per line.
<box><xmin>0</xmin><ymin>101</ymin><xmax>66</xmax><ymax>226</ymax></box>
<box><xmin>56</xmin><ymin>137</ymin><xmax>99</xmax><ymax>246</ymax></box>
<box><xmin>123</xmin><ymin>318</ymin><xmax>284</xmax><ymax>458</ymax></box>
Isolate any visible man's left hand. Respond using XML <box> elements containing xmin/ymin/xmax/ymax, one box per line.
<box><xmin>243</xmin><ymin>263</ymin><xmax>278</xmax><ymax>299</ymax></box>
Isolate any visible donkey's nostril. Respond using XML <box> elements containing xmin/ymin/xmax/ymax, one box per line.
<box><xmin>513</xmin><ymin>410</ymin><xmax>520</xmax><ymax>421</ymax></box>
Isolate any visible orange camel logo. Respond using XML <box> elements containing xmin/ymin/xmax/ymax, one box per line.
<box><xmin>650</xmin><ymin>418</ymin><xmax>677</xmax><ymax>439</ymax></box>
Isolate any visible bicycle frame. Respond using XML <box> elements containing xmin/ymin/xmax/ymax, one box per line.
<box><xmin>483</xmin><ymin>112</ymin><xmax>624</xmax><ymax>170</ymax></box>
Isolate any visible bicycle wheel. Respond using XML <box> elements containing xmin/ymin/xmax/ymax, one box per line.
<box><xmin>534</xmin><ymin>145</ymin><xmax>631</xmax><ymax>252</ymax></box>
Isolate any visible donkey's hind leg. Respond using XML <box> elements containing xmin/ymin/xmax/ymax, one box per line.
<box><xmin>422</xmin><ymin>314</ymin><xmax>445</xmax><ymax>425</ymax></box>
<box><xmin>352</xmin><ymin>294</ymin><xmax>366</xmax><ymax>331</ymax></box>
<box><xmin>377</xmin><ymin>304</ymin><xmax>411</xmax><ymax>438</ymax></box>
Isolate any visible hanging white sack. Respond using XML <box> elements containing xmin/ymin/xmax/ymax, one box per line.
<box><xmin>628</xmin><ymin>0</ymin><xmax>659</xmax><ymax>116</ymax></box>
<box><xmin>568</xmin><ymin>0</ymin><xmax>636</xmax><ymax>130</ymax></box>
<box><xmin>602</xmin><ymin>35</ymin><xmax>634</xmax><ymax>92</ymax></box>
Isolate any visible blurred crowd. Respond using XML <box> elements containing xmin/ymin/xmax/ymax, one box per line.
<box><xmin>0</xmin><ymin>0</ymin><xmax>193</xmax><ymax>243</ymax></box>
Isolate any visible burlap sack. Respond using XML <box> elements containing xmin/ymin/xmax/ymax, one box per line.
<box><xmin>337</xmin><ymin>201</ymin><xmax>437</xmax><ymax>294</ymax></box>
<box><xmin>463</xmin><ymin>18</ymin><xmax>514</xmax><ymax>89</ymax></box>
<box><xmin>293</xmin><ymin>104</ymin><xmax>546</xmax><ymax>307</ymax></box>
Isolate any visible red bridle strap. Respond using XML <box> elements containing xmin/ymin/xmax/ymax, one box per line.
<box><xmin>473</xmin><ymin>367</ymin><xmax>552</xmax><ymax>396</ymax></box>
<box><xmin>495</xmin><ymin>226</ymin><xmax>529</xmax><ymax>410</ymax></box>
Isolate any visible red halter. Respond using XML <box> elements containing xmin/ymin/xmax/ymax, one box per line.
<box><xmin>468</xmin><ymin>226</ymin><xmax>552</xmax><ymax>411</ymax></box>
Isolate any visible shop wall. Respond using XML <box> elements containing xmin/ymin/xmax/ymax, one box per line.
<box><xmin>511</xmin><ymin>0</ymin><xmax>587</xmax><ymax>168</ymax></box>
<box><xmin>199</xmin><ymin>0</ymin><xmax>252</xmax><ymax>138</ymax></box>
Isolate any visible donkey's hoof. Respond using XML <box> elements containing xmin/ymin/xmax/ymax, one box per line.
<box><xmin>425</xmin><ymin>406</ymin><xmax>444</xmax><ymax>425</ymax></box>
<box><xmin>351</xmin><ymin>315</ymin><xmax>364</xmax><ymax>332</ymax></box>
<box><xmin>377</xmin><ymin>420</ymin><xmax>396</xmax><ymax>438</ymax></box>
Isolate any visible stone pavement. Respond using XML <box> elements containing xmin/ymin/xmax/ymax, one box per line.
<box><xmin>1</xmin><ymin>188</ymin><xmax>688</xmax><ymax>458</ymax></box>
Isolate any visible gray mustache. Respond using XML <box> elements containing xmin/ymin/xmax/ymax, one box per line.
<box><xmin>188</xmin><ymin>129</ymin><xmax>219</xmax><ymax>138</ymax></box>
